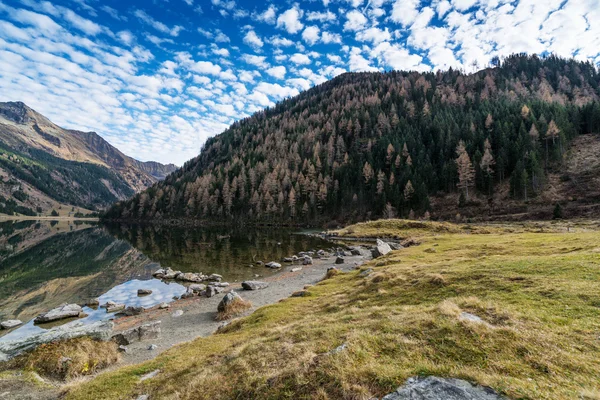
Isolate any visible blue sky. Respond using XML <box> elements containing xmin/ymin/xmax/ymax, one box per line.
<box><xmin>0</xmin><ymin>0</ymin><xmax>598</xmax><ymax>165</ymax></box>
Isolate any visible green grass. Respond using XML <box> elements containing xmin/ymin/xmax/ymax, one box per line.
<box><xmin>66</xmin><ymin>221</ymin><xmax>600</xmax><ymax>399</ymax></box>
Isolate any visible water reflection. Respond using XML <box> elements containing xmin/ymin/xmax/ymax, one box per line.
<box><xmin>0</xmin><ymin>220</ymin><xmax>331</xmax><ymax>342</ymax></box>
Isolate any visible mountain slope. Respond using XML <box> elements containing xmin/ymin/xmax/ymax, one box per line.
<box><xmin>0</xmin><ymin>102</ymin><xmax>177</xmax><ymax>213</ymax></box>
<box><xmin>103</xmin><ymin>54</ymin><xmax>600</xmax><ymax>224</ymax></box>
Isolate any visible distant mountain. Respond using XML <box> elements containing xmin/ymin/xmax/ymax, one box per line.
<box><xmin>103</xmin><ymin>54</ymin><xmax>600</xmax><ymax>224</ymax></box>
<box><xmin>0</xmin><ymin>102</ymin><xmax>177</xmax><ymax>214</ymax></box>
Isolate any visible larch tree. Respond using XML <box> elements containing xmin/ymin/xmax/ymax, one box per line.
<box><xmin>456</xmin><ymin>140</ymin><xmax>476</xmax><ymax>200</ymax></box>
<box><xmin>480</xmin><ymin>139</ymin><xmax>495</xmax><ymax>195</ymax></box>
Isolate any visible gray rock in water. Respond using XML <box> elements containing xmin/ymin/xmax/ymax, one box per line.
<box><xmin>86</xmin><ymin>298</ymin><xmax>100</xmax><ymax>307</ymax></box>
<box><xmin>0</xmin><ymin>320</ymin><xmax>23</xmax><ymax>329</ymax></box>
<box><xmin>138</xmin><ymin>289</ymin><xmax>153</xmax><ymax>296</ymax></box>
<box><xmin>241</xmin><ymin>281</ymin><xmax>269</xmax><ymax>290</ymax></box>
<box><xmin>218</xmin><ymin>291</ymin><xmax>244</xmax><ymax>313</ymax></box>
<box><xmin>382</xmin><ymin>376</ymin><xmax>506</xmax><ymax>400</ymax></box>
<box><xmin>335</xmin><ymin>256</ymin><xmax>345</xmax><ymax>264</ymax></box>
<box><xmin>0</xmin><ymin>320</ymin><xmax>113</xmax><ymax>360</ymax></box>
<box><xmin>265</xmin><ymin>261</ymin><xmax>282</xmax><ymax>269</ymax></box>
<box><xmin>371</xmin><ymin>239</ymin><xmax>392</xmax><ymax>258</ymax></box>
<box><xmin>189</xmin><ymin>283</ymin><xmax>207</xmax><ymax>292</ymax></box>
<box><xmin>123</xmin><ymin>306</ymin><xmax>144</xmax><ymax>316</ymax></box>
<box><xmin>34</xmin><ymin>304</ymin><xmax>83</xmax><ymax>324</ymax></box>
<box><xmin>106</xmin><ymin>303</ymin><xmax>126</xmax><ymax>313</ymax></box>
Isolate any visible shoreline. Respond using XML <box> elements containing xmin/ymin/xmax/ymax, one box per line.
<box><xmin>0</xmin><ymin>216</ymin><xmax>99</xmax><ymax>222</ymax></box>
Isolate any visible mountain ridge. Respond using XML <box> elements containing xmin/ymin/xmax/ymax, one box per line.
<box><xmin>0</xmin><ymin>101</ymin><xmax>177</xmax><ymax>214</ymax></box>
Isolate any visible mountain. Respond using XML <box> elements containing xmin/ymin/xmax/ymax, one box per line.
<box><xmin>0</xmin><ymin>102</ymin><xmax>177</xmax><ymax>214</ymax></box>
<box><xmin>103</xmin><ymin>54</ymin><xmax>600</xmax><ymax>224</ymax></box>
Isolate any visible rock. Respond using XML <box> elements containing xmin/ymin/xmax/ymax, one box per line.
<box><xmin>382</xmin><ymin>376</ymin><xmax>506</xmax><ymax>399</ymax></box>
<box><xmin>241</xmin><ymin>281</ymin><xmax>269</xmax><ymax>290</ymax></box>
<box><xmin>152</xmin><ymin>268</ymin><xmax>166</xmax><ymax>277</ymax></box>
<box><xmin>350</xmin><ymin>248</ymin><xmax>361</xmax><ymax>256</ymax></box>
<box><xmin>389</xmin><ymin>243</ymin><xmax>403</xmax><ymax>250</ymax></box>
<box><xmin>0</xmin><ymin>320</ymin><xmax>113</xmax><ymax>360</ymax></box>
<box><xmin>205</xmin><ymin>285</ymin><xmax>224</xmax><ymax>297</ymax></box>
<box><xmin>283</xmin><ymin>257</ymin><xmax>293</xmax><ymax>262</ymax></box>
<box><xmin>256</xmin><ymin>261</ymin><xmax>264</xmax><ymax>266</ymax></box>
<box><xmin>303</xmin><ymin>256</ymin><xmax>313</xmax><ymax>265</ymax></box>
<box><xmin>137</xmin><ymin>396</ymin><xmax>149</xmax><ymax>400</ymax></box>
<box><xmin>218</xmin><ymin>291</ymin><xmax>244</xmax><ymax>313</ymax></box>
<box><xmin>113</xmin><ymin>322</ymin><xmax>161</xmax><ymax>346</ymax></box>
<box><xmin>163</xmin><ymin>269</ymin><xmax>181</xmax><ymax>279</ymax></box>
<box><xmin>86</xmin><ymin>298</ymin><xmax>100</xmax><ymax>307</ymax></box>
<box><xmin>158</xmin><ymin>302</ymin><xmax>170</xmax><ymax>309</ymax></box>
<box><xmin>118</xmin><ymin>345</ymin><xmax>128</xmax><ymax>353</ymax></box>
<box><xmin>291</xmin><ymin>290</ymin><xmax>308</xmax><ymax>297</ymax></box>
<box><xmin>172</xmin><ymin>310</ymin><xmax>184</xmax><ymax>317</ymax></box>
<box><xmin>207</xmin><ymin>273</ymin><xmax>223</xmax><ymax>282</ymax></box>
<box><xmin>359</xmin><ymin>268</ymin><xmax>374</xmax><ymax>277</ymax></box>
<box><xmin>328</xmin><ymin>343</ymin><xmax>347</xmax><ymax>354</ymax></box>
<box><xmin>123</xmin><ymin>306</ymin><xmax>144</xmax><ymax>316</ymax></box>
<box><xmin>424</xmin><ymin>247</ymin><xmax>437</xmax><ymax>253</ymax></box>
<box><xmin>291</xmin><ymin>267</ymin><xmax>302</xmax><ymax>272</ymax></box>
<box><xmin>148</xmin><ymin>344</ymin><xmax>158</xmax><ymax>350</ymax></box>
<box><xmin>140</xmin><ymin>369</ymin><xmax>161</xmax><ymax>381</ymax></box>
<box><xmin>106</xmin><ymin>303</ymin><xmax>126</xmax><ymax>313</ymax></box>
<box><xmin>213</xmin><ymin>282</ymin><xmax>230</xmax><ymax>287</ymax></box>
<box><xmin>180</xmin><ymin>288</ymin><xmax>195</xmax><ymax>299</ymax></box>
<box><xmin>0</xmin><ymin>320</ymin><xmax>22</xmax><ymax>329</ymax></box>
<box><xmin>335</xmin><ymin>256</ymin><xmax>345</xmax><ymax>264</ymax></box>
<box><xmin>189</xmin><ymin>284</ymin><xmax>207</xmax><ymax>292</ymax></box>
<box><xmin>265</xmin><ymin>261</ymin><xmax>282</xmax><ymax>269</ymax></box>
<box><xmin>371</xmin><ymin>239</ymin><xmax>392</xmax><ymax>258</ymax></box>
<box><xmin>138</xmin><ymin>289</ymin><xmax>153</xmax><ymax>296</ymax></box>
<box><xmin>139</xmin><ymin>322</ymin><xmax>161</xmax><ymax>341</ymax></box>
<box><xmin>176</xmin><ymin>272</ymin><xmax>205</xmax><ymax>282</ymax></box>
<box><xmin>317</xmin><ymin>249</ymin><xmax>326</xmax><ymax>256</ymax></box>
<box><xmin>34</xmin><ymin>304</ymin><xmax>83</xmax><ymax>324</ymax></box>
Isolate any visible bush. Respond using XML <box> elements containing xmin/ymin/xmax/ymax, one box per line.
<box><xmin>553</xmin><ymin>203</ymin><xmax>563</xmax><ymax>219</ymax></box>
<box><xmin>50</xmin><ymin>209</ymin><xmax>59</xmax><ymax>217</ymax></box>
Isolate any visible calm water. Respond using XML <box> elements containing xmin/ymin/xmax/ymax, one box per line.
<box><xmin>0</xmin><ymin>220</ymin><xmax>331</xmax><ymax>342</ymax></box>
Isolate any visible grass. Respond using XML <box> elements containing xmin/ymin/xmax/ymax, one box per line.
<box><xmin>65</xmin><ymin>220</ymin><xmax>600</xmax><ymax>399</ymax></box>
<box><xmin>1</xmin><ymin>337</ymin><xmax>120</xmax><ymax>381</ymax></box>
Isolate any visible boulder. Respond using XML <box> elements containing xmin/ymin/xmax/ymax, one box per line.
<box><xmin>350</xmin><ymin>248</ymin><xmax>361</xmax><ymax>256</ymax></box>
<box><xmin>189</xmin><ymin>284</ymin><xmax>207</xmax><ymax>292</ymax></box>
<box><xmin>148</xmin><ymin>344</ymin><xmax>158</xmax><ymax>350</ymax></box>
<box><xmin>176</xmin><ymin>272</ymin><xmax>205</xmax><ymax>282</ymax></box>
<box><xmin>138</xmin><ymin>289</ymin><xmax>153</xmax><ymax>296</ymax></box>
<box><xmin>218</xmin><ymin>291</ymin><xmax>244</xmax><ymax>313</ymax></box>
<box><xmin>86</xmin><ymin>298</ymin><xmax>100</xmax><ymax>307</ymax></box>
<box><xmin>152</xmin><ymin>268</ymin><xmax>166</xmax><ymax>277</ymax></box>
<box><xmin>0</xmin><ymin>320</ymin><xmax>22</xmax><ymax>330</ymax></box>
<box><xmin>123</xmin><ymin>306</ymin><xmax>144</xmax><ymax>316</ymax></box>
<box><xmin>241</xmin><ymin>281</ymin><xmax>269</xmax><ymax>290</ymax></box>
<box><xmin>382</xmin><ymin>376</ymin><xmax>506</xmax><ymax>400</ymax></box>
<box><xmin>113</xmin><ymin>321</ymin><xmax>161</xmax><ymax>345</ymax></box>
<box><xmin>335</xmin><ymin>256</ymin><xmax>345</xmax><ymax>264</ymax></box>
<box><xmin>213</xmin><ymin>282</ymin><xmax>230</xmax><ymax>287</ymax></box>
<box><xmin>303</xmin><ymin>256</ymin><xmax>313</xmax><ymax>265</ymax></box>
<box><xmin>389</xmin><ymin>243</ymin><xmax>403</xmax><ymax>251</ymax></box>
<box><xmin>172</xmin><ymin>310</ymin><xmax>184</xmax><ymax>317</ymax></box>
<box><xmin>205</xmin><ymin>285</ymin><xmax>224</xmax><ymax>298</ymax></box>
<box><xmin>207</xmin><ymin>273</ymin><xmax>223</xmax><ymax>282</ymax></box>
<box><xmin>162</xmin><ymin>269</ymin><xmax>181</xmax><ymax>279</ymax></box>
<box><xmin>265</xmin><ymin>262</ymin><xmax>282</xmax><ymax>269</ymax></box>
<box><xmin>291</xmin><ymin>267</ymin><xmax>302</xmax><ymax>272</ymax></box>
<box><xmin>371</xmin><ymin>239</ymin><xmax>392</xmax><ymax>258</ymax></box>
<box><xmin>106</xmin><ymin>303</ymin><xmax>126</xmax><ymax>313</ymax></box>
<box><xmin>0</xmin><ymin>320</ymin><xmax>113</xmax><ymax>360</ymax></box>
<box><xmin>283</xmin><ymin>257</ymin><xmax>294</xmax><ymax>262</ymax></box>
<box><xmin>158</xmin><ymin>302</ymin><xmax>170</xmax><ymax>309</ymax></box>
<box><xmin>256</xmin><ymin>261</ymin><xmax>264</xmax><ymax>266</ymax></box>
<box><xmin>180</xmin><ymin>288</ymin><xmax>195</xmax><ymax>299</ymax></box>
<box><xmin>34</xmin><ymin>304</ymin><xmax>83</xmax><ymax>324</ymax></box>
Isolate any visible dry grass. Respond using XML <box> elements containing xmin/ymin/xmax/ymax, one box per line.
<box><xmin>216</xmin><ymin>297</ymin><xmax>252</xmax><ymax>321</ymax></box>
<box><xmin>66</xmin><ymin>225</ymin><xmax>600</xmax><ymax>400</ymax></box>
<box><xmin>2</xmin><ymin>337</ymin><xmax>120</xmax><ymax>381</ymax></box>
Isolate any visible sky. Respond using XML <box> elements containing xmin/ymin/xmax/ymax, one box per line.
<box><xmin>0</xmin><ymin>0</ymin><xmax>598</xmax><ymax>165</ymax></box>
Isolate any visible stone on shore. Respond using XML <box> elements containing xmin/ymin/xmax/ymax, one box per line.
<box><xmin>265</xmin><ymin>261</ymin><xmax>282</xmax><ymax>269</ymax></box>
<box><xmin>0</xmin><ymin>320</ymin><xmax>22</xmax><ymax>329</ymax></box>
<box><xmin>205</xmin><ymin>285</ymin><xmax>224</xmax><ymax>298</ymax></box>
<box><xmin>350</xmin><ymin>248</ymin><xmax>361</xmax><ymax>256</ymax></box>
<box><xmin>180</xmin><ymin>288</ymin><xmax>195</xmax><ymax>299</ymax></box>
<box><xmin>217</xmin><ymin>291</ymin><xmax>244</xmax><ymax>313</ymax></box>
<box><xmin>241</xmin><ymin>281</ymin><xmax>269</xmax><ymax>290</ymax></box>
<box><xmin>291</xmin><ymin>267</ymin><xmax>302</xmax><ymax>272</ymax></box>
<box><xmin>382</xmin><ymin>376</ymin><xmax>506</xmax><ymax>400</ymax></box>
<box><xmin>34</xmin><ymin>304</ymin><xmax>83</xmax><ymax>324</ymax></box>
<box><xmin>86</xmin><ymin>298</ymin><xmax>100</xmax><ymax>307</ymax></box>
<box><xmin>0</xmin><ymin>320</ymin><xmax>114</xmax><ymax>361</ymax></box>
<box><xmin>176</xmin><ymin>272</ymin><xmax>205</xmax><ymax>282</ymax></box>
<box><xmin>207</xmin><ymin>273</ymin><xmax>223</xmax><ymax>282</ymax></box>
<box><xmin>112</xmin><ymin>321</ymin><xmax>161</xmax><ymax>346</ymax></box>
<box><xmin>189</xmin><ymin>284</ymin><xmax>207</xmax><ymax>292</ymax></box>
<box><xmin>335</xmin><ymin>256</ymin><xmax>345</xmax><ymax>264</ymax></box>
<box><xmin>105</xmin><ymin>302</ymin><xmax>126</xmax><ymax>313</ymax></box>
<box><xmin>123</xmin><ymin>306</ymin><xmax>144</xmax><ymax>316</ymax></box>
<box><xmin>138</xmin><ymin>289</ymin><xmax>153</xmax><ymax>296</ymax></box>
<box><xmin>371</xmin><ymin>239</ymin><xmax>392</xmax><ymax>258</ymax></box>
<box><xmin>303</xmin><ymin>256</ymin><xmax>313</xmax><ymax>265</ymax></box>
<box><xmin>158</xmin><ymin>302</ymin><xmax>170</xmax><ymax>309</ymax></box>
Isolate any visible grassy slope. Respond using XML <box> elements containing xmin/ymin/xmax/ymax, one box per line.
<box><xmin>66</xmin><ymin>221</ymin><xmax>600</xmax><ymax>400</ymax></box>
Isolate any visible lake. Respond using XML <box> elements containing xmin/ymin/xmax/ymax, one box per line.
<box><xmin>0</xmin><ymin>219</ymin><xmax>332</xmax><ymax>342</ymax></box>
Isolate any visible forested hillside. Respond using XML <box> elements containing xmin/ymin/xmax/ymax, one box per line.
<box><xmin>104</xmin><ymin>54</ymin><xmax>600</xmax><ymax>224</ymax></box>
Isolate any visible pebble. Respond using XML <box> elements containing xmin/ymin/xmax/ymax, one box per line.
<box><xmin>172</xmin><ymin>310</ymin><xmax>184</xmax><ymax>317</ymax></box>
<box><xmin>148</xmin><ymin>344</ymin><xmax>158</xmax><ymax>350</ymax></box>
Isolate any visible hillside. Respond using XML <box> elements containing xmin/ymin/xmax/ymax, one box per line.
<box><xmin>0</xmin><ymin>102</ymin><xmax>177</xmax><ymax>214</ymax></box>
<box><xmin>66</xmin><ymin>220</ymin><xmax>600</xmax><ymax>400</ymax></box>
<box><xmin>103</xmin><ymin>54</ymin><xmax>600</xmax><ymax>225</ymax></box>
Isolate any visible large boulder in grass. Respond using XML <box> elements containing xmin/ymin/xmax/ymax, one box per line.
<box><xmin>371</xmin><ymin>239</ymin><xmax>392</xmax><ymax>258</ymax></box>
<box><xmin>241</xmin><ymin>281</ymin><xmax>269</xmax><ymax>290</ymax></box>
<box><xmin>34</xmin><ymin>304</ymin><xmax>83</xmax><ymax>324</ymax></box>
<box><xmin>217</xmin><ymin>291</ymin><xmax>243</xmax><ymax>313</ymax></box>
<box><xmin>382</xmin><ymin>376</ymin><xmax>506</xmax><ymax>400</ymax></box>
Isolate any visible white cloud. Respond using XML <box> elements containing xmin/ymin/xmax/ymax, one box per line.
<box><xmin>355</xmin><ymin>27</ymin><xmax>391</xmax><ymax>44</ymax></box>
<box><xmin>255</xmin><ymin>5</ymin><xmax>277</xmax><ymax>24</ymax></box>
<box><xmin>321</xmin><ymin>31</ymin><xmax>342</xmax><ymax>44</ymax></box>
<box><xmin>241</xmin><ymin>54</ymin><xmax>269</xmax><ymax>68</ymax></box>
<box><xmin>134</xmin><ymin>9</ymin><xmax>183</xmax><ymax>37</ymax></box>
<box><xmin>277</xmin><ymin>6</ymin><xmax>304</xmax><ymax>34</ymax></box>
<box><xmin>290</xmin><ymin>53</ymin><xmax>311</xmax><ymax>65</ymax></box>
<box><xmin>306</xmin><ymin>10</ymin><xmax>337</xmax><ymax>22</ymax></box>
<box><xmin>243</xmin><ymin>30</ymin><xmax>264</xmax><ymax>49</ymax></box>
<box><xmin>390</xmin><ymin>0</ymin><xmax>421</xmax><ymax>27</ymax></box>
<box><xmin>302</xmin><ymin>26</ymin><xmax>320</xmax><ymax>45</ymax></box>
<box><xmin>266</xmin><ymin>65</ymin><xmax>287</xmax><ymax>79</ymax></box>
<box><xmin>348</xmin><ymin>47</ymin><xmax>378</xmax><ymax>71</ymax></box>
<box><xmin>344</xmin><ymin>10</ymin><xmax>368</xmax><ymax>31</ymax></box>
